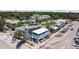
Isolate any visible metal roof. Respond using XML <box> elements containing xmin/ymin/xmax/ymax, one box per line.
<box><xmin>32</xmin><ymin>27</ymin><xmax>48</xmax><ymax>35</ymax></box>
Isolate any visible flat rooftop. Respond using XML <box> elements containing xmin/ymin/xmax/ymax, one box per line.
<box><xmin>32</xmin><ymin>27</ymin><xmax>48</xmax><ymax>35</ymax></box>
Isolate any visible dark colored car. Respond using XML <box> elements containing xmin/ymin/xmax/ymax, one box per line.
<box><xmin>71</xmin><ymin>28</ymin><xmax>73</xmax><ymax>31</ymax></box>
<box><xmin>76</xmin><ymin>27</ymin><xmax>79</xmax><ymax>36</ymax></box>
<box><xmin>74</xmin><ymin>37</ymin><xmax>79</xmax><ymax>45</ymax></box>
<box><xmin>61</xmin><ymin>28</ymin><xmax>68</xmax><ymax>33</ymax></box>
<box><xmin>16</xmin><ymin>39</ymin><xmax>26</xmax><ymax>49</ymax></box>
<box><xmin>77</xmin><ymin>27</ymin><xmax>79</xmax><ymax>31</ymax></box>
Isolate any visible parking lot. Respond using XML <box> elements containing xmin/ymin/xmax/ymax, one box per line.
<box><xmin>39</xmin><ymin>21</ymin><xmax>79</xmax><ymax>49</ymax></box>
<box><xmin>0</xmin><ymin>32</ymin><xmax>14</xmax><ymax>49</ymax></box>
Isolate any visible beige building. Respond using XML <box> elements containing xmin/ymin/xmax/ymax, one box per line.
<box><xmin>5</xmin><ymin>19</ymin><xmax>20</xmax><ymax>24</ymax></box>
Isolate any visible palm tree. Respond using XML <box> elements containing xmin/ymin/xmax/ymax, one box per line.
<box><xmin>13</xmin><ymin>30</ymin><xmax>28</xmax><ymax>40</ymax></box>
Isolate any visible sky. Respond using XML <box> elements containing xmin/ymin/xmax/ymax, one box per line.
<box><xmin>0</xmin><ymin>0</ymin><xmax>79</xmax><ymax>12</ymax></box>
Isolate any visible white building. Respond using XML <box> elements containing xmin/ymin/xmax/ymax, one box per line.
<box><xmin>56</xmin><ymin>19</ymin><xmax>69</xmax><ymax>29</ymax></box>
<box><xmin>56</xmin><ymin>19</ymin><xmax>67</xmax><ymax>25</ymax></box>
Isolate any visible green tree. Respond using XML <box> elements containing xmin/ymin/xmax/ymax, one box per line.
<box><xmin>10</xmin><ymin>24</ymin><xmax>16</xmax><ymax>30</ymax></box>
<box><xmin>0</xmin><ymin>19</ymin><xmax>5</xmax><ymax>31</ymax></box>
<box><xmin>15</xmin><ymin>22</ymin><xmax>24</xmax><ymax>27</ymax></box>
<box><xmin>13</xmin><ymin>30</ymin><xmax>27</xmax><ymax>40</ymax></box>
<box><xmin>26</xmin><ymin>21</ymin><xmax>33</xmax><ymax>26</ymax></box>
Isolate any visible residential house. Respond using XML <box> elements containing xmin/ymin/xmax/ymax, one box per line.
<box><xmin>22</xmin><ymin>18</ymin><xmax>36</xmax><ymax>25</ymax></box>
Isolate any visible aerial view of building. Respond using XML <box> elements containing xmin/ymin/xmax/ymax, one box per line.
<box><xmin>28</xmin><ymin>27</ymin><xmax>50</xmax><ymax>43</ymax></box>
<box><xmin>0</xmin><ymin>11</ymin><xmax>79</xmax><ymax>49</ymax></box>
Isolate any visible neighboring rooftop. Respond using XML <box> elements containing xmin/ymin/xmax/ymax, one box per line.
<box><xmin>56</xmin><ymin>19</ymin><xmax>67</xmax><ymax>23</ymax></box>
<box><xmin>15</xmin><ymin>25</ymin><xmax>42</xmax><ymax>31</ymax></box>
<box><xmin>5</xmin><ymin>19</ymin><xmax>20</xmax><ymax>24</ymax></box>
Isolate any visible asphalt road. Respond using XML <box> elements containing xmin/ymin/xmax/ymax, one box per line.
<box><xmin>43</xmin><ymin>21</ymin><xmax>79</xmax><ymax>49</ymax></box>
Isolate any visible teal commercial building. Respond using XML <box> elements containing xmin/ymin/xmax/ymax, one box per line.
<box><xmin>28</xmin><ymin>27</ymin><xmax>50</xmax><ymax>42</ymax></box>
